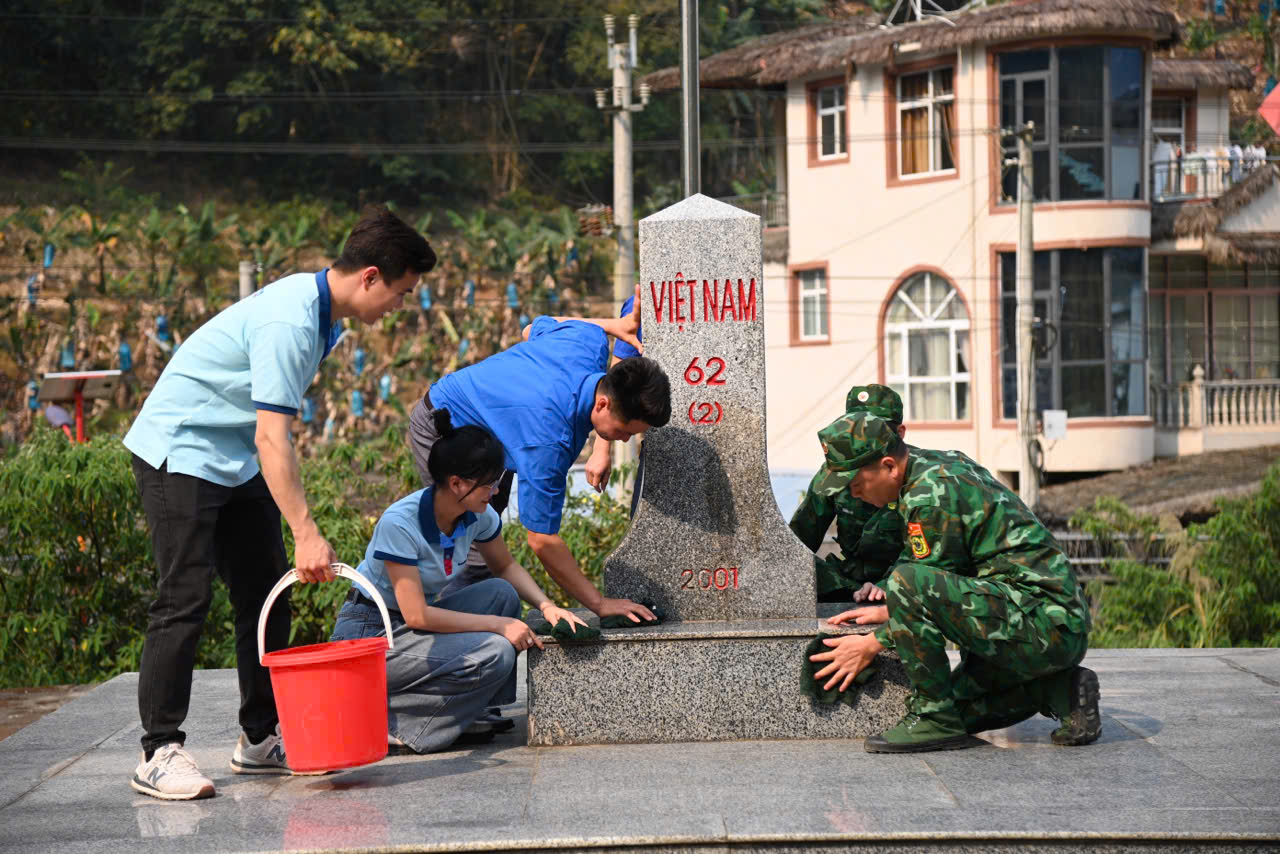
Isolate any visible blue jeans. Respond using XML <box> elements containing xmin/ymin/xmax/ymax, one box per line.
<box><xmin>330</xmin><ymin>578</ymin><xmax>520</xmax><ymax>753</ymax></box>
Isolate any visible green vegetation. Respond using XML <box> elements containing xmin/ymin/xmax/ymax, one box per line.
<box><xmin>1070</xmin><ymin>462</ymin><xmax>1280</xmax><ymax>648</ymax></box>
<box><xmin>0</xmin><ymin>182</ymin><xmax>618</xmax><ymax>444</ymax></box>
<box><xmin>0</xmin><ymin>426</ymin><xmax>630</xmax><ymax>687</ymax></box>
<box><xmin>0</xmin><ymin>0</ymin><xmax>829</xmax><ymax>207</ymax></box>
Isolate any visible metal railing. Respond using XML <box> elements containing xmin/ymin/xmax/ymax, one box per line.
<box><xmin>1151</xmin><ymin>155</ymin><xmax>1278</xmax><ymax>202</ymax></box>
<box><xmin>1151</xmin><ymin>365</ymin><xmax>1280</xmax><ymax>429</ymax></box>
<box><xmin>717</xmin><ymin>192</ymin><xmax>788</xmax><ymax>228</ymax></box>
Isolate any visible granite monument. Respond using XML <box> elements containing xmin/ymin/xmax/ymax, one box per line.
<box><xmin>525</xmin><ymin>195</ymin><xmax>908</xmax><ymax>745</ymax></box>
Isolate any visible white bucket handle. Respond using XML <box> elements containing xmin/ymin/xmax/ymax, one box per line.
<box><xmin>257</xmin><ymin>562</ymin><xmax>396</xmax><ymax>664</ymax></box>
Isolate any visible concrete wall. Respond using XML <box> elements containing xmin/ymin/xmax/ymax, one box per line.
<box><xmin>763</xmin><ymin>43</ymin><xmax>1158</xmax><ymax>477</ymax></box>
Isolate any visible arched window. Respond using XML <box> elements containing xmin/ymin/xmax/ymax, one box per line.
<box><xmin>884</xmin><ymin>271</ymin><xmax>971</xmax><ymax>421</ymax></box>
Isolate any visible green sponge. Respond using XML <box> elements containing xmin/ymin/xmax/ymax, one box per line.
<box><xmin>599</xmin><ymin>603</ymin><xmax>665</xmax><ymax>629</ymax></box>
<box><xmin>532</xmin><ymin>618</ymin><xmax>601</xmax><ymax>643</ymax></box>
<box><xmin>800</xmin><ymin>634</ymin><xmax>878</xmax><ymax>707</ymax></box>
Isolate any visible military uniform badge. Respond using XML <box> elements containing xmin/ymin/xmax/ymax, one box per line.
<box><xmin>907</xmin><ymin>522</ymin><xmax>931</xmax><ymax>558</ymax></box>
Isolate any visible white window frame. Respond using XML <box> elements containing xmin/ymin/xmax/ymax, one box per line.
<box><xmin>897</xmin><ymin>67</ymin><xmax>956</xmax><ymax>177</ymax></box>
<box><xmin>816</xmin><ymin>84</ymin><xmax>847</xmax><ymax>160</ymax></box>
<box><xmin>797</xmin><ymin>268</ymin><xmax>829</xmax><ymax>342</ymax></box>
<box><xmin>884</xmin><ymin>272</ymin><xmax>971</xmax><ymax>421</ymax></box>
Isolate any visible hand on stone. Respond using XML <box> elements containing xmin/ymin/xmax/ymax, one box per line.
<box><xmin>596</xmin><ymin>597</ymin><xmax>656</xmax><ymax>623</ymax></box>
<box><xmin>541</xmin><ymin>604</ymin><xmax>588</xmax><ymax>632</ymax></box>
<box><xmin>584</xmin><ymin>447</ymin><xmax>611</xmax><ymax>493</ymax></box>
<box><xmin>810</xmin><ymin>633</ymin><xmax>881</xmax><ymax>692</ymax></box>
<box><xmin>852</xmin><ymin>582</ymin><xmax>885</xmax><ymax>603</ymax></box>
<box><xmin>498</xmin><ymin>618</ymin><xmax>544</xmax><ymax>652</ymax></box>
<box><xmin>609</xmin><ymin>283</ymin><xmax>643</xmax><ymax>354</ymax></box>
<box><xmin>827</xmin><ymin>604</ymin><xmax>889</xmax><ymax>626</ymax></box>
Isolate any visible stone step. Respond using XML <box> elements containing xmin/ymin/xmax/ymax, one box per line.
<box><xmin>525</xmin><ymin>614</ymin><xmax>909</xmax><ymax>747</ymax></box>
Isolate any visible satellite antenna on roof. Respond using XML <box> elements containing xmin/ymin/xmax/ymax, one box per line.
<box><xmin>880</xmin><ymin>0</ymin><xmax>983</xmax><ymax>27</ymax></box>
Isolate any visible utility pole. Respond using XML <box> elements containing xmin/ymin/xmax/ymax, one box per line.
<box><xmin>1010</xmin><ymin>121</ymin><xmax>1039</xmax><ymax>509</ymax></box>
<box><xmin>595</xmin><ymin>14</ymin><xmax>650</xmax><ymax>319</ymax></box>
<box><xmin>679</xmin><ymin>0</ymin><xmax>700</xmax><ymax>196</ymax></box>
<box><xmin>595</xmin><ymin>14</ymin><xmax>650</xmax><ymax>471</ymax></box>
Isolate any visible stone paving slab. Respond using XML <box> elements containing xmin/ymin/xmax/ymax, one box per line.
<box><xmin>1</xmin><ymin>650</ymin><xmax>1278</xmax><ymax>853</ymax></box>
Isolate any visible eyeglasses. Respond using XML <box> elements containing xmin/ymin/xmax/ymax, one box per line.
<box><xmin>483</xmin><ymin>470</ymin><xmax>507</xmax><ymax>492</ymax></box>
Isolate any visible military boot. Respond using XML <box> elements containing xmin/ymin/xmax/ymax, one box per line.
<box><xmin>1051</xmin><ymin>666</ymin><xmax>1101</xmax><ymax>746</ymax></box>
<box><xmin>864</xmin><ymin>707</ymin><xmax>982</xmax><ymax>753</ymax></box>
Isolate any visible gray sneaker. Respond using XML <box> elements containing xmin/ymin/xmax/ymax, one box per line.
<box><xmin>131</xmin><ymin>743</ymin><xmax>215</xmax><ymax>800</ymax></box>
<box><xmin>229</xmin><ymin>726</ymin><xmax>287</xmax><ymax>774</ymax></box>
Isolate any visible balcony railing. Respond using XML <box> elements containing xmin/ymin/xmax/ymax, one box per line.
<box><xmin>1152</xmin><ymin>155</ymin><xmax>1278</xmax><ymax>202</ymax></box>
<box><xmin>717</xmin><ymin>192</ymin><xmax>788</xmax><ymax>228</ymax></box>
<box><xmin>1151</xmin><ymin>365</ymin><xmax>1280</xmax><ymax>429</ymax></box>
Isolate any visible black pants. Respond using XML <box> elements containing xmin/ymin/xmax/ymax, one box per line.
<box><xmin>131</xmin><ymin>455</ymin><xmax>291</xmax><ymax>753</ymax></box>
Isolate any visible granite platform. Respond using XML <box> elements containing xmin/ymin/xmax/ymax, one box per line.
<box><xmin>2</xmin><ymin>649</ymin><xmax>1278</xmax><ymax>853</ymax></box>
<box><xmin>524</xmin><ymin>611</ymin><xmax>910</xmax><ymax>746</ymax></box>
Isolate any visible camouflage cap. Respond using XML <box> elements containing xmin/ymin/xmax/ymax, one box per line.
<box><xmin>813</xmin><ymin>413</ymin><xmax>898</xmax><ymax>498</ymax></box>
<box><xmin>845</xmin><ymin>383</ymin><xmax>904</xmax><ymax>424</ymax></box>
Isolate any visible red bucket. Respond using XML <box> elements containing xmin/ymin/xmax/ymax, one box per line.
<box><xmin>256</xmin><ymin>564</ymin><xmax>396</xmax><ymax>773</ymax></box>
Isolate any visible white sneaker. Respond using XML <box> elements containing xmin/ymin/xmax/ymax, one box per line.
<box><xmin>229</xmin><ymin>726</ymin><xmax>288</xmax><ymax>774</ymax></box>
<box><xmin>131</xmin><ymin>743</ymin><xmax>215</xmax><ymax>801</ymax></box>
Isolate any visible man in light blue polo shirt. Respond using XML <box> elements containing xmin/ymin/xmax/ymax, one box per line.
<box><xmin>407</xmin><ymin>297</ymin><xmax>671</xmax><ymax>625</ymax></box>
<box><xmin>123</xmin><ymin>207</ymin><xmax>435</xmax><ymax>801</ymax></box>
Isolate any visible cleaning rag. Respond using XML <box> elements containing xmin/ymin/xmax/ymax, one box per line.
<box><xmin>801</xmin><ymin>634</ymin><xmax>877</xmax><ymax>707</ymax></box>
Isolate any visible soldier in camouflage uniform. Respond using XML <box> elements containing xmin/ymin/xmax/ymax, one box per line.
<box><xmin>807</xmin><ymin>413</ymin><xmax>1100</xmax><ymax>753</ymax></box>
<box><xmin>789</xmin><ymin>385</ymin><xmax>908</xmax><ymax>602</ymax></box>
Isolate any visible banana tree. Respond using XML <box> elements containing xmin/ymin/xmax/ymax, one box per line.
<box><xmin>234</xmin><ymin>223</ymin><xmax>286</xmax><ymax>287</ymax></box>
<box><xmin>68</xmin><ymin>208</ymin><xmax>125</xmax><ymax>295</ymax></box>
<box><xmin>135</xmin><ymin>207</ymin><xmax>177</xmax><ymax>293</ymax></box>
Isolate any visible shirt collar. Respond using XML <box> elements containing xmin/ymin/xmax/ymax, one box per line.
<box><xmin>416</xmin><ymin>486</ymin><xmax>477</xmax><ymax>541</ymax></box>
<box><xmin>575</xmin><ymin>373</ymin><xmax>604</xmax><ymax>434</ymax></box>
<box><xmin>314</xmin><ymin>268</ymin><xmax>342</xmax><ymax>361</ymax></box>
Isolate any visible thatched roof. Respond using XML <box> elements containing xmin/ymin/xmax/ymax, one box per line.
<box><xmin>645</xmin><ymin>0</ymin><xmax>1178</xmax><ymax>91</ymax></box>
<box><xmin>1152</xmin><ymin>58</ymin><xmax>1255</xmax><ymax>91</ymax></box>
<box><xmin>1152</xmin><ymin>165</ymin><xmax>1280</xmax><ymax>264</ymax></box>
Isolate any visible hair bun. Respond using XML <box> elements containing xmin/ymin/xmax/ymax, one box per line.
<box><xmin>431</xmin><ymin>407</ymin><xmax>456</xmax><ymax>438</ymax></box>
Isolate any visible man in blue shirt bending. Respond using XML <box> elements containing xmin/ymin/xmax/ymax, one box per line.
<box><xmin>123</xmin><ymin>207</ymin><xmax>435</xmax><ymax>800</ymax></box>
<box><xmin>407</xmin><ymin>293</ymin><xmax>670</xmax><ymax>625</ymax></box>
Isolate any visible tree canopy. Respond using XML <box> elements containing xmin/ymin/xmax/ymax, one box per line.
<box><xmin>1</xmin><ymin>0</ymin><xmax>832</xmax><ymax>207</ymax></box>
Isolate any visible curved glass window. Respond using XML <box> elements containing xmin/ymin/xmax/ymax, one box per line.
<box><xmin>999</xmin><ymin>46</ymin><xmax>1145</xmax><ymax>202</ymax></box>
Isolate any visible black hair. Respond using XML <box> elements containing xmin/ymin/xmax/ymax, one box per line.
<box><xmin>598</xmin><ymin>357</ymin><xmax>672</xmax><ymax>427</ymax></box>
<box><xmin>332</xmin><ymin>205</ymin><xmax>437</xmax><ymax>280</ymax></box>
<box><xmin>884</xmin><ymin>435</ymin><xmax>908</xmax><ymax>461</ymax></box>
<box><xmin>426</xmin><ymin>408</ymin><xmax>506</xmax><ymax>486</ymax></box>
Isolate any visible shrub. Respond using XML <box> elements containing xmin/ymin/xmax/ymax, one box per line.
<box><xmin>0</xmin><ymin>425</ymin><xmax>419</xmax><ymax>687</ymax></box>
<box><xmin>0</xmin><ymin>427</ymin><xmax>169</xmax><ymax>687</ymax></box>
<box><xmin>1074</xmin><ymin>462</ymin><xmax>1280</xmax><ymax>648</ymax></box>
